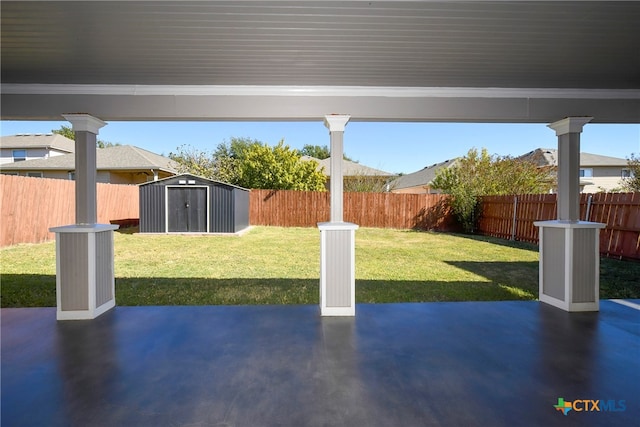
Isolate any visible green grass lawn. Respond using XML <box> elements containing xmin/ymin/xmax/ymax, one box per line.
<box><xmin>2</xmin><ymin>226</ymin><xmax>639</xmax><ymax>307</ymax></box>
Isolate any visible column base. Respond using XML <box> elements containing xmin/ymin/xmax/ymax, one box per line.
<box><xmin>534</xmin><ymin>220</ymin><xmax>605</xmax><ymax>312</ymax></box>
<box><xmin>56</xmin><ymin>299</ymin><xmax>116</xmax><ymax>321</ymax></box>
<box><xmin>318</xmin><ymin>222</ymin><xmax>358</xmax><ymax>317</ymax></box>
<box><xmin>50</xmin><ymin>224</ymin><xmax>119</xmax><ymax>320</ymax></box>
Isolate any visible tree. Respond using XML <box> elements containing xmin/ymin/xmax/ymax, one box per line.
<box><xmin>299</xmin><ymin>144</ymin><xmax>354</xmax><ymax>161</ymax></box>
<box><xmin>621</xmin><ymin>154</ymin><xmax>640</xmax><ymax>192</ymax></box>
<box><xmin>169</xmin><ymin>137</ymin><xmax>260</xmax><ymax>183</ymax></box>
<box><xmin>431</xmin><ymin>148</ymin><xmax>554</xmax><ymax>233</ymax></box>
<box><xmin>300</xmin><ymin>144</ymin><xmax>330</xmax><ymax>159</ymax></box>
<box><xmin>168</xmin><ymin>144</ymin><xmax>224</xmax><ymax>180</ymax></box>
<box><xmin>238</xmin><ymin>141</ymin><xmax>326</xmax><ymax>190</ymax></box>
<box><xmin>343</xmin><ymin>172</ymin><xmax>394</xmax><ymax>193</ymax></box>
<box><xmin>52</xmin><ymin>125</ymin><xmax>75</xmax><ymax>140</ymax></box>
<box><xmin>52</xmin><ymin>125</ymin><xmax>118</xmax><ymax>148</ymax></box>
<box><xmin>169</xmin><ymin>138</ymin><xmax>326</xmax><ymax>190</ymax></box>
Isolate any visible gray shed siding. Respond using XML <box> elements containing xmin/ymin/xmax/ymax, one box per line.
<box><xmin>209</xmin><ymin>185</ymin><xmax>234</xmax><ymax>233</ymax></box>
<box><xmin>139</xmin><ymin>185</ymin><xmax>166</xmax><ymax>233</ymax></box>
<box><xmin>233</xmin><ymin>188</ymin><xmax>250</xmax><ymax>232</ymax></box>
<box><xmin>139</xmin><ymin>174</ymin><xmax>249</xmax><ymax>233</ymax></box>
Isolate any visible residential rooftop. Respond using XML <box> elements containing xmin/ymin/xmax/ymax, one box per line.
<box><xmin>0</xmin><ymin>144</ymin><xmax>178</xmax><ymax>172</ymax></box>
<box><xmin>0</xmin><ymin>133</ymin><xmax>75</xmax><ymax>153</ymax></box>
<box><xmin>518</xmin><ymin>148</ymin><xmax>628</xmax><ymax>167</ymax></box>
<box><xmin>302</xmin><ymin>156</ymin><xmax>395</xmax><ymax>177</ymax></box>
<box><xmin>392</xmin><ymin>158</ymin><xmax>458</xmax><ymax>190</ymax></box>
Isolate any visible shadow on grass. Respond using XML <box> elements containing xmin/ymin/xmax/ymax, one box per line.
<box><xmin>2</xmin><ymin>274</ymin><xmax>539</xmax><ymax>308</ymax></box>
<box><xmin>446</xmin><ymin>261</ymin><xmax>539</xmax><ymax>285</ymax></box>
<box><xmin>447</xmin><ymin>259</ymin><xmax>640</xmax><ymax>299</ymax></box>
<box><xmin>1</xmin><ymin>274</ymin><xmax>57</xmax><ymax>307</ymax></box>
<box><xmin>428</xmin><ymin>232</ymin><xmax>640</xmax><ymax>297</ymax></box>
<box><xmin>356</xmin><ymin>278</ymin><xmax>536</xmax><ymax>303</ymax></box>
<box><xmin>445</xmin><ymin>232</ymin><xmax>540</xmax><ymax>252</ymax></box>
<box><xmin>4</xmin><ymin>257</ymin><xmax>638</xmax><ymax>307</ymax></box>
<box><xmin>114</xmin><ymin>225</ymin><xmax>139</xmax><ymax>235</ymax></box>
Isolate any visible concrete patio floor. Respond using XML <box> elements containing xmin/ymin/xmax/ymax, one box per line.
<box><xmin>2</xmin><ymin>300</ymin><xmax>639</xmax><ymax>427</ymax></box>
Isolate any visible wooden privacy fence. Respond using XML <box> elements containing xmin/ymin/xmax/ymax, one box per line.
<box><xmin>478</xmin><ymin>194</ymin><xmax>557</xmax><ymax>243</ymax></box>
<box><xmin>249</xmin><ymin>189</ymin><xmax>457</xmax><ymax>230</ymax></box>
<box><xmin>4</xmin><ymin>174</ymin><xmax>637</xmax><ymax>261</ymax></box>
<box><xmin>1</xmin><ymin>175</ymin><xmax>139</xmax><ymax>247</ymax></box>
<box><xmin>478</xmin><ymin>193</ymin><xmax>640</xmax><ymax>261</ymax></box>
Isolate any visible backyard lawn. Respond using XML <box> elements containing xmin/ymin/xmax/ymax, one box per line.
<box><xmin>2</xmin><ymin>226</ymin><xmax>639</xmax><ymax>307</ymax></box>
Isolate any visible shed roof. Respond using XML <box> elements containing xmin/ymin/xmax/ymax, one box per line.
<box><xmin>139</xmin><ymin>173</ymin><xmax>249</xmax><ymax>191</ymax></box>
<box><xmin>0</xmin><ymin>145</ymin><xmax>178</xmax><ymax>172</ymax></box>
<box><xmin>0</xmin><ymin>134</ymin><xmax>75</xmax><ymax>153</ymax></box>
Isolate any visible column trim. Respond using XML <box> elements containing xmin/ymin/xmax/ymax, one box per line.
<box><xmin>547</xmin><ymin>116</ymin><xmax>593</xmax><ymax>136</ymax></box>
<box><xmin>324</xmin><ymin>114</ymin><xmax>350</xmax><ymax>132</ymax></box>
<box><xmin>62</xmin><ymin>113</ymin><xmax>107</xmax><ymax>134</ymax></box>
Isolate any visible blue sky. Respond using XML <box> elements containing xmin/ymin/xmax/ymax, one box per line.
<box><xmin>2</xmin><ymin>120</ymin><xmax>638</xmax><ymax>174</ymax></box>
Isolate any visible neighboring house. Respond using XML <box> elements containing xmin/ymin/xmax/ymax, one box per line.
<box><xmin>390</xmin><ymin>159</ymin><xmax>458</xmax><ymax>194</ymax></box>
<box><xmin>302</xmin><ymin>156</ymin><xmax>396</xmax><ymax>190</ymax></box>
<box><xmin>518</xmin><ymin>148</ymin><xmax>630</xmax><ymax>193</ymax></box>
<box><xmin>0</xmin><ymin>145</ymin><xmax>178</xmax><ymax>184</ymax></box>
<box><xmin>0</xmin><ymin>133</ymin><xmax>75</xmax><ymax>165</ymax></box>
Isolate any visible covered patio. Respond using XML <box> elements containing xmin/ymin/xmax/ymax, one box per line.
<box><xmin>2</xmin><ymin>301</ymin><xmax>640</xmax><ymax>427</ymax></box>
<box><xmin>3</xmin><ymin>300</ymin><xmax>639</xmax><ymax>426</ymax></box>
<box><xmin>2</xmin><ymin>1</ymin><xmax>639</xmax><ymax>425</ymax></box>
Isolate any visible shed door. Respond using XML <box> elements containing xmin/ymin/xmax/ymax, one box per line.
<box><xmin>167</xmin><ymin>187</ymin><xmax>207</xmax><ymax>232</ymax></box>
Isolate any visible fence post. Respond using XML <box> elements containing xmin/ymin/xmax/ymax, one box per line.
<box><xmin>511</xmin><ymin>196</ymin><xmax>518</xmax><ymax>241</ymax></box>
<box><xmin>585</xmin><ymin>194</ymin><xmax>593</xmax><ymax>221</ymax></box>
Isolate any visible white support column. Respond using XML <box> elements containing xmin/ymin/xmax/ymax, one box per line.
<box><xmin>535</xmin><ymin>117</ymin><xmax>604</xmax><ymax>312</ymax></box>
<box><xmin>552</xmin><ymin>117</ymin><xmax>591</xmax><ymax>222</ymax></box>
<box><xmin>319</xmin><ymin>114</ymin><xmax>358</xmax><ymax>316</ymax></box>
<box><xmin>324</xmin><ymin>114</ymin><xmax>350</xmax><ymax>222</ymax></box>
<box><xmin>51</xmin><ymin>114</ymin><xmax>118</xmax><ymax>320</ymax></box>
<box><xmin>63</xmin><ymin>114</ymin><xmax>106</xmax><ymax>224</ymax></box>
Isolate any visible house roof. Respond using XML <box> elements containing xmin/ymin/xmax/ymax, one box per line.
<box><xmin>0</xmin><ymin>133</ymin><xmax>75</xmax><ymax>153</ymax></box>
<box><xmin>580</xmin><ymin>152</ymin><xmax>629</xmax><ymax>167</ymax></box>
<box><xmin>518</xmin><ymin>148</ymin><xmax>628</xmax><ymax>168</ymax></box>
<box><xmin>0</xmin><ymin>145</ymin><xmax>178</xmax><ymax>172</ymax></box>
<box><xmin>302</xmin><ymin>156</ymin><xmax>394</xmax><ymax>177</ymax></box>
<box><xmin>391</xmin><ymin>159</ymin><xmax>458</xmax><ymax>190</ymax></box>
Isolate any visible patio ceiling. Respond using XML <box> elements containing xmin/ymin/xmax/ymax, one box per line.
<box><xmin>1</xmin><ymin>1</ymin><xmax>639</xmax><ymax>122</ymax></box>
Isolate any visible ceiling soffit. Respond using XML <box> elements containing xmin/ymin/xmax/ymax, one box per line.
<box><xmin>1</xmin><ymin>1</ymin><xmax>639</xmax><ymax>122</ymax></box>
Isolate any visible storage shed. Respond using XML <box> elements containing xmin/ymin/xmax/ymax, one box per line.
<box><xmin>139</xmin><ymin>174</ymin><xmax>249</xmax><ymax>233</ymax></box>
